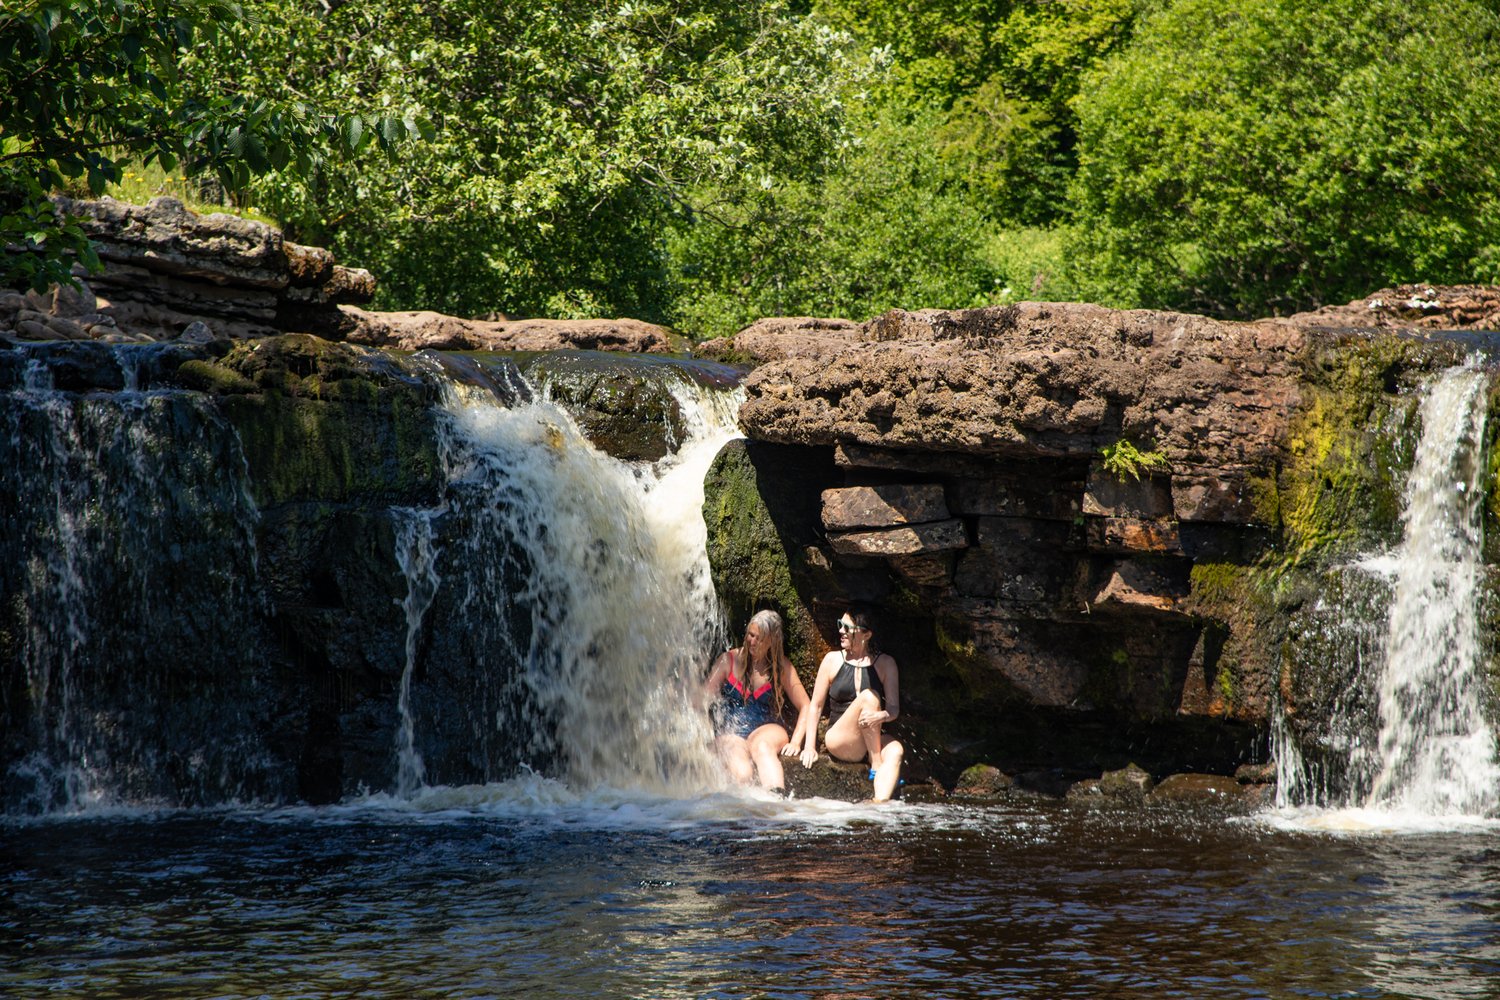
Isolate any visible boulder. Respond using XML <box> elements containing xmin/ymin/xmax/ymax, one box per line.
<box><xmin>827</xmin><ymin>519</ymin><xmax>968</xmax><ymax>557</ymax></box>
<box><xmin>695</xmin><ymin>316</ymin><xmax>861</xmax><ymax>365</ymax></box>
<box><xmin>1097</xmin><ymin>762</ymin><xmax>1155</xmax><ymax>802</ymax></box>
<box><xmin>952</xmin><ymin>763</ymin><xmax>1016</xmax><ymax>797</ymax></box>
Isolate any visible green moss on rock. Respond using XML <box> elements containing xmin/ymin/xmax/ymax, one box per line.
<box><xmin>1276</xmin><ymin>335</ymin><xmax>1448</xmax><ymax>567</ymax></box>
<box><xmin>177</xmin><ymin>335</ymin><xmax>446</xmax><ymax>510</ymax></box>
<box><xmin>701</xmin><ymin>438</ymin><xmax>824</xmax><ymax>674</ymax></box>
<box><xmin>174</xmin><ymin>359</ymin><xmax>257</xmax><ymax>395</ymax></box>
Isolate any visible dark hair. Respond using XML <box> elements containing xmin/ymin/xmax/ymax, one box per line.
<box><xmin>845</xmin><ymin>606</ymin><xmax>881</xmax><ymax>657</ymax></box>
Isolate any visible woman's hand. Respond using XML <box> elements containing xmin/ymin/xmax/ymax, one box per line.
<box><xmin>780</xmin><ymin>742</ymin><xmax>799</xmax><ymax>758</ymax></box>
<box><xmin>858</xmin><ymin>708</ymin><xmax>888</xmax><ymax>727</ymax></box>
<box><xmin>799</xmin><ymin>747</ymin><xmax>818</xmax><ymax>769</ymax></box>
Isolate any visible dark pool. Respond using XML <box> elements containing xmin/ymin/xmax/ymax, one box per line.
<box><xmin>5</xmin><ymin>785</ymin><xmax>1498</xmax><ymax>999</ymax></box>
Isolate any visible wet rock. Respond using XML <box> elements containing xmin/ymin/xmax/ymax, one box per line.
<box><xmin>702</xmin><ymin>438</ymin><xmax>843</xmax><ymax>673</ymax></box>
<box><xmin>517</xmin><ymin>351</ymin><xmax>689</xmax><ymax>462</ymax></box>
<box><xmin>784</xmin><ymin>756</ymin><xmax>878</xmax><ymax>801</ymax></box>
<box><xmin>952</xmin><ymin>763</ymin><xmax>1016</xmax><ymax>797</ymax></box>
<box><xmin>1235</xmin><ymin>761</ymin><xmax>1277</xmax><ymax>785</ymax></box>
<box><xmin>1098</xmin><ymin>762</ymin><xmax>1155</xmax><ymax>802</ymax></box>
<box><xmin>178</xmin><ymin>321</ymin><xmax>217</xmax><ymax>344</ymax></box>
<box><xmin>1148</xmin><ymin>772</ymin><xmax>1242</xmax><ymax>805</ymax></box>
<box><xmin>1066</xmin><ymin>778</ymin><xmax>1104</xmax><ymax>800</ymax></box>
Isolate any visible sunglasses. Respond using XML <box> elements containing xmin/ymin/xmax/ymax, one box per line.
<box><xmin>838</xmin><ymin>621</ymin><xmax>865</xmax><ymax>634</ymax></box>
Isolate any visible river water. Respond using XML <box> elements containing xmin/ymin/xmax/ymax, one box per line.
<box><xmin>5</xmin><ymin>788</ymin><xmax>1500</xmax><ymax>999</ymax></box>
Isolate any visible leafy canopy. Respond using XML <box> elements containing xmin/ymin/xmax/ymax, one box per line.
<box><xmin>0</xmin><ymin>0</ymin><xmax>426</xmax><ymax>291</ymax></box>
<box><xmin>221</xmin><ymin>0</ymin><xmax>861</xmax><ymax>321</ymax></box>
<box><xmin>1067</xmin><ymin>0</ymin><xmax>1500</xmax><ymax>316</ymax></box>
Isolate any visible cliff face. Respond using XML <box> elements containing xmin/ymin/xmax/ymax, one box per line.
<box><xmin>703</xmin><ymin>300</ymin><xmax>1492</xmax><ymax>779</ymax></box>
<box><xmin>10</xmin><ymin>196</ymin><xmax>1500</xmax><ymax>801</ymax></box>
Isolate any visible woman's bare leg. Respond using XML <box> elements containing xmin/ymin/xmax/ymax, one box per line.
<box><xmin>746</xmin><ymin>724</ymin><xmax>790</xmax><ymax>790</ymax></box>
<box><xmin>872</xmin><ymin>736</ymin><xmax>904</xmax><ymax>803</ymax></box>
<box><xmin>826</xmin><ymin>689</ymin><xmax>884</xmax><ymax>765</ymax></box>
<box><xmin>714</xmin><ymin>734</ymin><xmax>755</xmax><ymax>785</ymax></box>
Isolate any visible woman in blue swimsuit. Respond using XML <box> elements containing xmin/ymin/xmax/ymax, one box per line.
<box><xmin>793</xmin><ymin>608</ymin><xmax>904</xmax><ymax>802</ymax></box>
<box><xmin>702</xmin><ymin>609</ymin><xmax>811</xmax><ymax>792</ymax></box>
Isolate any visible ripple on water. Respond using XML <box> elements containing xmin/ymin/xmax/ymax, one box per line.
<box><xmin>6</xmin><ymin>793</ymin><xmax>1500</xmax><ymax>999</ymax></box>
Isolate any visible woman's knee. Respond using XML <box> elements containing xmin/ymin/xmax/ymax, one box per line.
<box><xmin>747</xmin><ymin>728</ymin><xmax>787</xmax><ymax>759</ymax></box>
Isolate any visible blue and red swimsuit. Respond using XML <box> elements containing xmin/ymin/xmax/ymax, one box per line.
<box><xmin>715</xmin><ymin>650</ymin><xmax>779</xmax><ymax>738</ymax></box>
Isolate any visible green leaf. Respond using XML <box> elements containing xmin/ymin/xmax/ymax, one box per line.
<box><xmin>342</xmin><ymin>114</ymin><xmax>364</xmax><ymax>152</ymax></box>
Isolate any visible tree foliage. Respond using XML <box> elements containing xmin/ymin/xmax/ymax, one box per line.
<box><xmin>13</xmin><ymin>0</ymin><xmax>1500</xmax><ymax>329</ymax></box>
<box><xmin>217</xmin><ymin>0</ymin><xmax>860</xmax><ymax>320</ymax></box>
<box><xmin>0</xmin><ymin>0</ymin><xmax>424</xmax><ymax>291</ymax></box>
<box><xmin>1067</xmin><ymin>0</ymin><xmax>1500</xmax><ymax>316</ymax></box>
<box><xmin>667</xmin><ymin>103</ymin><xmax>1004</xmax><ymax>336</ymax></box>
<box><xmin>813</xmin><ymin>0</ymin><xmax>1138</xmax><ymax>226</ymax></box>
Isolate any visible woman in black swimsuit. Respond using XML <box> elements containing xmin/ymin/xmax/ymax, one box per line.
<box><xmin>701</xmin><ymin>609</ymin><xmax>810</xmax><ymax>792</ymax></box>
<box><xmin>790</xmin><ymin>608</ymin><xmax>903</xmax><ymax>802</ymax></box>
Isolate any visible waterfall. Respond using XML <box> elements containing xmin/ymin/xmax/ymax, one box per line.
<box><xmin>421</xmin><ymin>374</ymin><xmax>741</xmax><ymax>794</ymax></box>
<box><xmin>1364</xmin><ymin>364</ymin><xmax>1498</xmax><ymax>814</ymax></box>
<box><xmin>1</xmin><ymin>357</ymin><xmax>268</xmax><ymax>812</ymax></box>
<box><xmin>1275</xmin><ymin>362</ymin><xmax>1500</xmax><ymax>820</ymax></box>
<box><xmin>393</xmin><ymin>507</ymin><xmax>441</xmax><ymax>797</ymax></box>
<box><xmin>2</xmin><ymin>340</ymin><xmax>745</xmax><ymax>814</ymax></box>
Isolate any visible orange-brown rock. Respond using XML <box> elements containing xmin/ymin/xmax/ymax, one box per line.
<box><xmin>338</xmin><ymin>308</ymin><xmax>676</xmax><ymax>354</ymax></box>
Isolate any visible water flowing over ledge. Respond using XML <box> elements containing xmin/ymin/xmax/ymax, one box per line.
<box><xmin>1</xmin><ymin>338</ymin><xmax>745</xmax><ymax>815</ymax></box>
<box><xmin>1273</xmin><ymin>362</ymin><xmax>1500</xmax><ymax>831</ymax></box>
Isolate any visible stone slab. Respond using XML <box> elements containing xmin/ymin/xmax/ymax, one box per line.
<box><xmin>1088</xmin><ymin>558</ymin><xmax>1190</xmax><ymax>616</ymax></box>
<box><xmin>821</xmin><ymin>483</ymin><xmax>949</xmax><ymax>530</ymax></box>
<box><xmin>1083</xmin><ymin>467</ymin><xmax>1174</xmax><ymax>518</ymax></box>
<box><xmin>1085</xmin><ymin>517</ymin><xmax>1181</xmax><ymax>554</ymax></box>
<box><xmin>827</xmin><ymin>519</ymin><xmax>967</xmax><ymax>556</ymax></box>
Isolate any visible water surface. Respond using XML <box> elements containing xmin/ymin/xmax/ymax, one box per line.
<box><xmin>6</xmin><ymin>787</ymin><xmax>1499</xmax><ymax>999</ymax></box>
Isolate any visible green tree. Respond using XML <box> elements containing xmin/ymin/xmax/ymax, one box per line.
<box><xmin>814</xmin><ymin>0</ymin><xmax>1138</xmax><ymax>225</ymax></box>
<box><xmin>218</xmin><ymin>0</ymin><xmax>859</xmax><ymax>321</ymax></box>
<box><xmin>1067</xmin><ymin>0</ymin><xmax>1500</xmax><ymax>316</ymax></box>
<box><xmin>0</xmin><ymin>0</ymin><xmax>422</xmax><ymax>292</ymax></box>
<box><xmin>667</xmin><ymin>103</ymin><xmax>1004</xmax><ymax>336</ymax></box>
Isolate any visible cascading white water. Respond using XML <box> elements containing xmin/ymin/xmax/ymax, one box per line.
<box><xmin>4</xmin><ymin>341</ymin><xmax>746</xmax><ymax>812</ymax></box>
<box><xmin>393</xmin><ymin>508</ymin><xmax>441</xmax><ymax>797</ymax></box>
<box><xmin>4</xmin><ymin>359</ymin><xmax>266</xmax><ymax>812</ymax></box>
<box><xmin>1364</xmin><ymin>363</ymin><xmax>1499</xmax><ymax>815</ymax></box>
<box><xmin>1275</xmin><ymin>362</ymin><xmax>1500</xmax><ymax>823</ymax></box>
<box><xmin>421</xmin><ymin>373</ymin><xmax>744</xmax><ymax>794</ymax></box>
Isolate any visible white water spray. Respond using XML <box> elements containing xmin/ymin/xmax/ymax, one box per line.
<box><xmin>427</xmin><ymin>373</ymin><xmax>744</xmax><ymax>794</ymax></box>
<box><xmin>393</xmin><ymin>508</ymin><xmax>442</xmax><ymax>797</ymax></box>
<box><xmin>1273</xmin><ymin>362</ymin><xmax>1500</xmax><ymax>827</ymax></box>
<box><xmin>1364</xmin><ymin>363</ymin><xmax>1499</xmax><ymax>815</ymax></box>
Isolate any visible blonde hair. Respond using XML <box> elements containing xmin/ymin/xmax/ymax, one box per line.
<box><xmin>742</xmin><ymin>609</ymin><xmax>792</xmax><ymax>718</ymax></box>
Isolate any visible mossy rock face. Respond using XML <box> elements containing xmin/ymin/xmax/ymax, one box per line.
<box><xmin>520</xmin><ymin>350</ymin><xmax>688</xmax><ymax>462</ymax></box>
<box><xmin>1182</xmin><ymin>560</ymin><xmax>1284</xmax><ymax>720</ymax></box>
<box><xmin>701</xmin><ymin>438</ymin><xmax>841</xmax><ymax>678</ymax></box>
<box><xmin>162</xmin><ymin>335</ymin><xmax>447</xmax><ymax>509</ymax></box>
<box><xmin>1275</xmin><ymin>334</ymin><xmax>1444</xmax><ymax>567</ymax></box>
